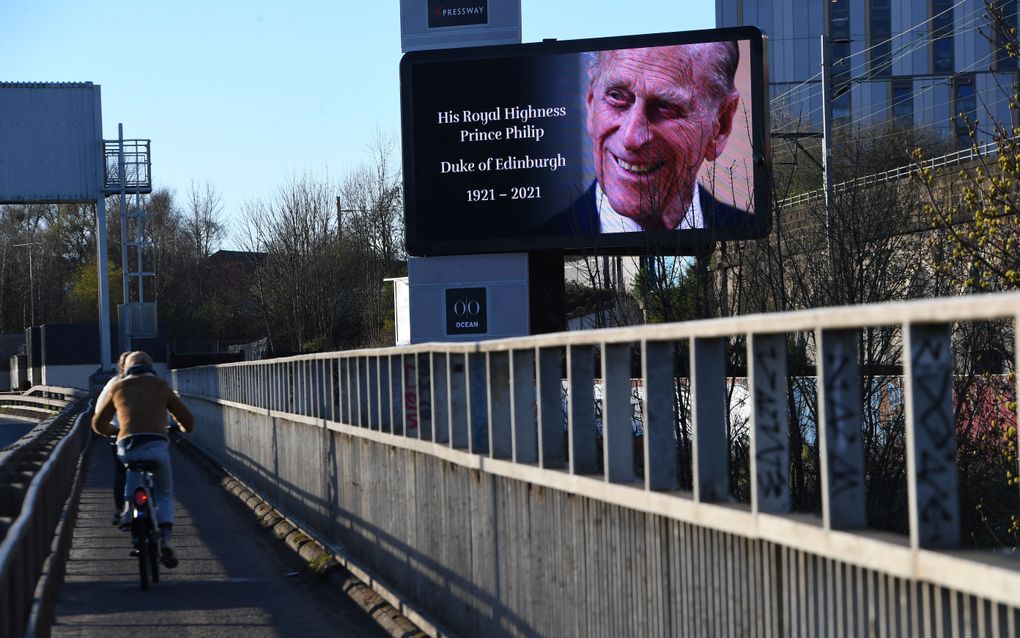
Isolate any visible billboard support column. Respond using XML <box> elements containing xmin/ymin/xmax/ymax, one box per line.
<box><xmin>95</xmin><ymin>196</ymin><xmax>112</xmax><ymax>372</ymax></box>
<box><xmin>528</xmin><ymin>250</ymin><xmax>565</xmax><ymax>335</ymax></box>
<box><xmin>695</xmin><ymin>243</ymin><xmax>717</xmax><ymax>320</ymax></box>
<box><xmin>409</xmin><ymin>253</ymin><xmax>535</xmax><ymax>343</ymax></box>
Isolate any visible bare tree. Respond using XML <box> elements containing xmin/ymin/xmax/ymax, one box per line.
<box><xmin>710</xmin><ymin>122</ymin><xmax>957</xmax><ymax>525</ymax></box>
<box><xmin>184</xmin><ymin>181</ymin><xmax>225</xmax><ymax>262</ymax></box>
<box><xmin>336</xmin><ymin>131</ymin><xmax>405</xmax><ymax>346</ymax></box>
<box><xmin>239</xmin><ymin>174</ymin><xmax>365</xmax><ymax>352</ymax></box>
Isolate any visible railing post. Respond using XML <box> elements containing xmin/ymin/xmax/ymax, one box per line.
<box><xmin>749</xmin><ymin>333</ymin><xmax>791</xmax><ymax>514</ymax></box>
<box><xmin>326</xmin><ymin>358</ymin><xmax>336</xmax><ymax>422</ymax></box>
<box><xmin>567</xmin><ymin>342</ymin><xmax>595</xmax><ymax>473</ymax></box>
<box><xmin>568</xmin><ymin>344</ymin><xmax>598</xmax><ymax>475</ymax></box>
<box><xmin>467</xmin><ymin>352</ymin><xmax>489</xmax><ymax>454</ymax></box>
<box><xmin>537</xmin><ymin>347</ymin><xmax>567</xmax><ymax>469</ymax></box>
<box><xmin>391</xmin><ymin>354</ymin><xmax>404</xmax><ymax>435</ymax></box>
<box><xmin>262</xmin><ymin>363</ymin><xmax>271</xmax><ymax>413</ymax></box>
<box><xmin>367</xmin><ymin>357</ymin><xmax>379</xmax><ymax>430</ymax></box>
<box><xmin>904</xmin><ymin>323</ymin><xmax>960</xmax><ymax>548</ymax></box>
<box><xmin>280</xmin><ymin>363</ymin><xmax>286</xmax><ymax>412</ymax></box>
<box><xmin>277</xmin><ymin>362</ymin><xmax>284</xmax><ymax>413</ymax></box>
<box><xmin>511</xmin><ymin>349</ymin><xmax>538</xmax><ymax>464</ymax></box>
<box><xmin>449</xmin><ymin>353</ymin><xmax>469</xmax><ymax>449</ymax></box>
<box><xmin>642</xmin><ymin>340</ymin><xmax>677</xmax><ymax>491</ymax></box>
<box><xmin>402</xmin><ymin>354</ymin><xmax>418</xmax><ymax>437</ymax></box>
<box><xmin>417</xmin><ymin>352</ymin><xmax>432</xmax><ymax>441</ymax></box>
<box><xmin>603</xmin><ymin>342</ymin><xmax>635</xmax><ymax>484</ymax></box>
<box><xmin>691</xmin><ymin>337</ymin><xmax>729</xmax><ymax>502</ymax></box>
<box><xmin>341</xmin><ymin>358</ymin><xmax>351</xmax><ymax>424</ymax></box>
<box><xmin>378</xmin><ymin>355</ymin><xmax>391</xmax><ymax>432</ymax></box>
<box><xmin>291</xmin><ymin>361</ymin><xmax>300</xmax><ymax>414</ymax></box>
<box><xmin>312</xmin><ymin>360</ymin><xmax>320</xmax><ymax>418</ymax></box>
<box><xmin>300</xmin><ymin>360</ymin><xmax>309</xmax><ymax>416</ymax></box>
<box><xmin>269</xmin><ymin>363</ymin><xmax>276</xmax><ymax>412</ymax></box>
<box><xmin>358</xmin><ymin>357</ymin><xmax>369</xmax><ymax>427</ymax></box>
<box><xmin>431</xmin><ymin>353</ymin><xmax>450</xmax><ymax>444</ymax></box>
<box><xmin>487</xmin><ymin>351</ymin><xmax>512</xmax><ymax>459</ymax></box>
<box><xmin>300</xmin><ymin>360</ymin><xmax>307</xmax><ymax>415</ymax></box>
<box><xmin>817</xmin><ymin>329</ymin><xmax>867</xmax><ymax>530</ymax></box>
<box><xmin>306</xmin><ymin>359</ymin><xmax>314</xmax><ymax>418</ymax></box>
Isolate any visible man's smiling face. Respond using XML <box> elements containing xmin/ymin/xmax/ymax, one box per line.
<box><xmin>586</xmin><ymin>45</ymin><xmax>731</xmax><ymax>230</ymax></box>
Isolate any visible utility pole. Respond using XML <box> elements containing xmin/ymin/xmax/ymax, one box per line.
<box><xmin>820</xmin><ymin>33</ymin><xmax>835</xmax><ymax>261</ymax></box>
<box><xmin>821</xmin><ymin>27</ymin><xmax>850</xmax><ymax>275</ymax></box>
<box><xmin>13</xmin><ymin>241</ymin><xmax>38</xmax><ymax>327</ymax></box>
<box><xmin>336</xmin><ymin>196</ymin><xmax>344</xmax><ymax>238</ymax></box>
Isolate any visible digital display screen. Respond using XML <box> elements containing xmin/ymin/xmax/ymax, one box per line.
<box><xmin>400</xmin><ymin>26</ymin><xmax>769</xmax><ymax>256</ymax></box>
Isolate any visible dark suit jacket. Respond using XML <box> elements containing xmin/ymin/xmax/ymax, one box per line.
<box><xmin>535</xmin><ymin>181</ymin><xmax>754</xmax><ymax>236</ymax></box>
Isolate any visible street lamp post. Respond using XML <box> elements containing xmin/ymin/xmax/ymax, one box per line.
<box><xmin>13</xmin><ymin>241</ymin><xmax>39</xmax><ymax>328</ymax></box>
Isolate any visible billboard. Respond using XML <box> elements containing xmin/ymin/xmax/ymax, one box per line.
<box><xmin>0</xmin><ymin>83</ymin><xmax>104</xmax><ymax>204</ymax></box>
<box><xmin>400</xmin><ymin>26</ymin><xmax>769</xmax><ymax>256</ymax></box>
<box><xmin>400</xmin><ymin>0</ymin><xmax>521</xmax><ymax>52</ymax></box>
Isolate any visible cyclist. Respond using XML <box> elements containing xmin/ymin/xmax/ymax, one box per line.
<box><xmin>92</xmin><ymin>351</ymin><xmax>195</xmax><ymax>567</ymax></box>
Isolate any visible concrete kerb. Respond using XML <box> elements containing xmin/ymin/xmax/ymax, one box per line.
<box><xmin>171</xmin><ymin>434</ymin><xmax>430</xmax><ymax>638</ymax></box>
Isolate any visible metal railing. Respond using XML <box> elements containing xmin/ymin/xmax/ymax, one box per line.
<box><xmin>0</xmin><ymin>388</ymin><xmax>86</xmax><ymax>423</ymax></box>
<box><xmin>172</xmin><ymin>293</ymin><xmax>1020</xmax><ymax>637</ymax></box>
<box><xmin>102</xmin><ymin>138</ymin><xmax>151</xmax><ymax>195</ymax></box>
<box><xmin>0</xmin><ymin>400</ymin><xmax>90</xmax><ymax>638</ymax></box>
<box><xmin>779</xmin><ymin>138</ymin><xmax>1003</xmax><ymax>209</ymax></box>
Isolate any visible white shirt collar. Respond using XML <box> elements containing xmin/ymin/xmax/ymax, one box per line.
<box><xmin>596</xmin><ymin>182</ymin><xmax>704</xmax><ymax>232</ymax></box>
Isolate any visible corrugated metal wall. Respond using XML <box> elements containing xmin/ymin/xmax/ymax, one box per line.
<box><xmin>0</xmin><ymin>83</ymin><xmax>103</xmax><ymax>203</ymax></box>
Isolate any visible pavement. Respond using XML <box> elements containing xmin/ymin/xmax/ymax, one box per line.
<box><xmin>50</xmin><ymin>435</ymin><xmax>389</xmax><ymax>638</ymax></box>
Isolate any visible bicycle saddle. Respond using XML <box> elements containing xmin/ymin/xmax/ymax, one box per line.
<box><xmin>125</xmin><ymin>460</ymin><xmax>159</xmax><ymax>472</ymax></box>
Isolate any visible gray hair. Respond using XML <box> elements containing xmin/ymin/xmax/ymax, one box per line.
<box><xmin>588</xmin><ymin>41</ymin><xmax>740</xmax><ymax>103</ymax></box>
<box><xmin>123</xmin><ymin>350</ymin><xmax>154</xmax><ymax>371</ymax></box>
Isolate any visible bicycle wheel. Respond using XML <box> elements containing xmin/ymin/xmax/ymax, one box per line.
<box><xmin>149</xmin><ymin>529</ymin><xmax>161</xmax><ymax>583</ymax></box>
<box><xmin>136</xmin><ymin>523</ymin><xmax>150</xmax><ymax>591</ymax></box>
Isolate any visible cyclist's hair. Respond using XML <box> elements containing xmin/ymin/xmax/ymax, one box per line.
<box><xmin>124</xmin><ymin>351</ymin><xmax>154</xmax><ymax>371</ymax></box>
<box><xmin>117</xmin><ymin>351</ymin><xmax>130</xmax><ymax>374</ymax></box>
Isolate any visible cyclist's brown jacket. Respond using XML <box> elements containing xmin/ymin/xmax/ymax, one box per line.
<box><xmin>92</xmin><ymin>374</ymin><xmax>195</xmax><ymax>441</ymax></box>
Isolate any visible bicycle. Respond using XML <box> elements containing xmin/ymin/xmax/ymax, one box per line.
<box><xmin>122</xmin><ymin>459</ymin><xmax>170</xmax><ymax>590</ymax></box>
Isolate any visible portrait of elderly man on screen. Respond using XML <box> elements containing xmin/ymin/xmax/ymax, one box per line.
<box><xmin>544</xmin><ymin>41</ymin><xmax>754</xmax><ymax>235</ymax></box>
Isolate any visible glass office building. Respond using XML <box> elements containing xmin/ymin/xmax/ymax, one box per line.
<box><xmin>717</xmin><ymin>0</ymin><xmax>1019</xmax><ymax>145</ymax></box>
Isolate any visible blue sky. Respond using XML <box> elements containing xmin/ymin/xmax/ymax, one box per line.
<box><xmin>1</xmin><ymin>1</ymin><xmax>715</xmax><ymax>245</ymax></box>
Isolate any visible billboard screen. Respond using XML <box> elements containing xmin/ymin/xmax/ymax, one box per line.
<box><xmin>400</xmin><ymin>26</ymin><xmax>769</xmax><ymax>256</ymax></box>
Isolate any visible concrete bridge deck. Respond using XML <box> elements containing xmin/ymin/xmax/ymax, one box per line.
<box><xmin>49</xmin><ymin>435</ymin><xmax>387</xmax><ymax>638</ymax></box>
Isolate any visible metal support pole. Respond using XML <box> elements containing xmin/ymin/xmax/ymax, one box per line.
<box><xmin>119</xmin><ymin>123</ymin><xmax>129</xmax><ymax>305</ymax></box>
<box><xmin>26</xmin><ymin>247</ymin><xmax>33</xmax><ymax>327</ymax></box>
<box><xmin>96</xmin><ymin>197</ymin><xmax>112</xmax><ymax>371</ymax></box>
<box><xmin>820</xmin><ymin>35</ymin><xmax>835</xmax><ymax>261</ymax></box>
<box><xmin>13</xmin><ymin>242</ymin><xmax>36</xmax><ymax>327</ymax></box>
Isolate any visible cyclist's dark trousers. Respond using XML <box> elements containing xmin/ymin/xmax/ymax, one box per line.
<box><xmin>116</xmin><ymin>434</ymin><xmax>175</xmax><ymax>525</ymax></box>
